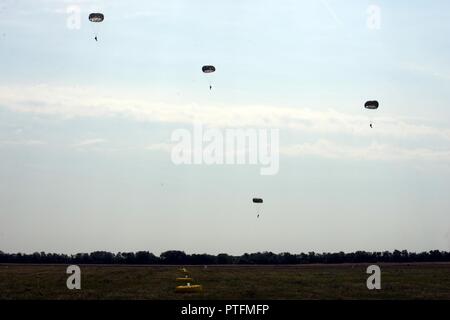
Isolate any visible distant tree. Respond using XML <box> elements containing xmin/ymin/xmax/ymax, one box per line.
<box><xmin>297</xmin><ymin>253</ymin><xmax>308</xmax><ymax>264</ymax></box>
<box><xmin>248</xmin><ymin>252</ymin><xmax>273</xmax><ymax>264</ymax></box>
<box><xmin>278</xmin><ymin>252</ymin><xmax>297</xmax><ymax>264</ymax></box>
<box><xmin>189</xmin><ymin>254</ymin><xmax>217</xmax><ymax>265</ymax></box>
<box><xmin>237</xmin><ymin>253</ymin><xmax>251</xmax><ymax>264</ymax></box>
<box><xmin>308</xmin><ymin>252</ymin><xmax>317</xmax><ymax>263</ymax></box>
<box><xmin>90</xmin><ymin>251</ymin><xmax>114</xmax><ymax>264</ymax></box>
<box><xmin>160</xmin><ymin>251</ymin><xmax>187</xmax><ymax>264</ymax></box>
<box><xmin>135</xmin><ymin>251</ymin><xmax>159</xmax><ymax>264</ymax></box>
<box><xmin>429</xmin><ymin>250</ymin><xmax>443</xmax><ymax>262</ymax></box>
<box><xmin>0</xmin><ymin>249</ymin><xmax>449</xmax><ymax>264</ymax></box>
<box><xmin>120</xmin><ymin>252</ymin><xmax>136</xmax><ymax>264</ymax></box>
<box><xmin>393</xmin><ymin>250</ymin><xmax>402</xmax><ymax>262</ymax></box>
<box><xmin>217</xmin><ymin>253</ymin><xmax>233</xmax><ymax>264</ymax></box>
<box><xmin>31</xmin><ymin>252</ymin><xmax>41</xmax><ymax>263</ymax></box>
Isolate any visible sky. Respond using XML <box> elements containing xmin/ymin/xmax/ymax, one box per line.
<box><xmin>0</xmin><ymin>0</ymin><xmax>450</xmax><ymax>255</ymax></box>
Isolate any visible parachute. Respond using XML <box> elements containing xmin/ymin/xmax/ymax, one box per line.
<box><xmin>88</xmin><ymin>13</ymin><xmax>104</xmax><ymax>41</ymax></box>
<box><xmin>364</xmin><ymin>100</ymin><xmax>379</xmax><ymax>110</ymax></box>
<box><xmin>88</xmin><ymin>13</ymin><xmax>104</xmax><ymax>23</ymax></box>
<box><xmin>364</xmin><ymin>100</ymin><xmax>379</xmax><ymax>128</ymax></box>
<box><xmin>202</xmin><ymin>65</ymin><xmax>216</xmax><ymax>90</ymax></box>
<box><xmin>253</xmin><ymin>198</ymin><xmax>263</xmax><ymax>218</ymax></box>
<box><xmin>202</xmin><ymin>65</ymin><xmax>216</xmax><ymax>73</ymax></box>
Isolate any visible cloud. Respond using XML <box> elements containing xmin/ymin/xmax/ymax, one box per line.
<box><xmin>145</xmin><ymin>138</ymin><xmax>450</xmax><ymax>164</ymax></box>
<box><xmin>1</xmin><ymin>84</ymin><xmax>450</xmax><ymax>165</ymax></box>
<box><xmin>144</xmin><ymin>143</ymin><xmax>174</xmax><ymax>152</ymax></box>
<box><xmin>403</xmin><ymin>62</ymin><xmax>450</xmax><ymax>82</ymax></box>
<box><xmin>121</xmin><ymin>10</ymin><xmax>162</xmax><ymax>20</ymax></box>
<box><xmin>281</xmin><ymin>139</ymin><xmax>450</xmax><ymax>162</ymax></box>
<box><xmin>1</xmin><ymin>84</ymin><xmax>450</xmax><ymax>142</ymax></box>
<box><xmin>0</xmin><ymin>139</ymin><xmax>47</xmax><ymax>146</ymax></box>
<box><xmin>72</xmin><ymin>138</ymin><xmax>106</xmax><ymax>148</ymax></box>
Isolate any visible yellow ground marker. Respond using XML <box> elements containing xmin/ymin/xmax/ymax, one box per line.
<box><xmin>175</xmin><ymin>284</ymin><xmax>203</xmax><ymax>293</ymax></box>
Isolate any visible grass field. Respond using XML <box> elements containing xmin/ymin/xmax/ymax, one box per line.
<box><xmin>0</xmin><ymin>263</ymin><xmax>449</xmax><ymax>300</ymax></box>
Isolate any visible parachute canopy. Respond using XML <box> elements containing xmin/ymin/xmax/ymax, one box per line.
<box><xmin>253</xmin><ymin>198</ymin><xmax>263</xmax><ymax>204</ymax></box>
<box><xmin>89</xmin><ymin>13</ymin><xmax>104</xmax><ymax>23</ymax></box>
<box><xmin>202</xmin><ymin>65</ymin><xmax>216</xmax><ymax>73</ymax></box>
<box><xmin>364</xmin><ymin>100</ymin><xmax>379</xmax><ymax>110</ymax></box>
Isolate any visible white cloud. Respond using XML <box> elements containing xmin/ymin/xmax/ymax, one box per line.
<box><xmin>2</xmin><ymin>84</ymin><xmax>450</xmax><ymax>164</ymax></box>
<box><xmin>1</xmin><ymin>84</ymin><xmax>450</xmax><ymax>142</ymax></box>
<box><xmin>0</xmin><ymin>139</ymin><xmax>47</xmax><ymax>146</ymax></box>
<box><xmin>403</xmin><ymin>62</ymin><xmax>450</xmax><ymax>82</ymax></box>
<box><xmin>146</xmin><ymin>138</ymin><xmax>450</xmax><ymax>163</ymax></box>
<box><xmin>281</xmin><ymin>139</ymin><xmax>450</xmax><ymax>162</ymax></box>
<box><xmin>72</xmin><ymin>138</ymin><xmax>106</xmax><ymax>147</ymax></box>
<box><xmin>121</xmin><ymin>10</ymin><xmax>162</xmax><ymax>20</ymax></box>
<box><xmin>144</xmin><ymin>143</ymin><xmax>174</xmax><ymax>152</ymax></box>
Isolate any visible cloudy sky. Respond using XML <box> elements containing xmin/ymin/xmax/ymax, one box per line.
<box><xmin>1</xmin><ymin>0</ymin><xmax>450</xmax><ymax>255</ymax></box>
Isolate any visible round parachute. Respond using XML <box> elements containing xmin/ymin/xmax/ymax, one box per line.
<box><xmin>202</xmin><ymin>65</ymin><xmax>216</xmax><ymax>73</ymax></box>
<box><xmin>364</xmin><ymin>100</ymin><xmax>379</xmax><ymax>110</ymax></box>
<box><xmin>89</xmin><ymin>13</ymin><xmax>104</xmax><ymax>23</ymax></box>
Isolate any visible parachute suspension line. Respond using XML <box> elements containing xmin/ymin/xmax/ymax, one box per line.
<box><xmin>369</xmin><ymin>113</ymin><xmax>374</xmax><ymax>129</ymax></box>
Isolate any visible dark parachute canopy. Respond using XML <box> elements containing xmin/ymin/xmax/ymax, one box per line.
<box><xmin>364</xmin><ymin>100</ymin><xmax>379</xmax><ymax>110</ymax></box>
<box><xmin>88</xmin><ymin>13</ymin><xmax>104</xmax><ymax>23</ymax></box>
<box><xmin>202</xmin><ymin>65</ymin><xmax>216</xmax><ymax>73</ymax></box>
<box><xmin>253</xmin><ymin>198</ymin><xmax>263</xmax><ymax>204</ymax></box>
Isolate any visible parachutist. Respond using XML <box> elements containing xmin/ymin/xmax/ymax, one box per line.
<box><xmin>89</xmin><ymin>13</ymin><xmax>103</xmax><ymax>41</ymax></box>
<box><xmin>364</xmin><ymin>100</ymin><xmax>378</xmax><ymax>130</ymax></box>
<box><xmin>202</xmin><ymin>65</ymin><xmax>215</xmax><ymax>91</ymax></box>
<box><xmin>253</xmin><ymin>198</ymin><xmax>263</xmax><ymax>219</ymax></box>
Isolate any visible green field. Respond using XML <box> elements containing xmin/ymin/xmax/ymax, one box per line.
<box><xmin>0</xmin><ymin>263</ymin><xmax>449</xmax><ymax>300</ymax></box>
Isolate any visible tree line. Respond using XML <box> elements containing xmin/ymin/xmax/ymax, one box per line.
<box><xmin>0</xmin><ymin>250</ymin><xmax>449</xmax><ymax>264</ymax></box>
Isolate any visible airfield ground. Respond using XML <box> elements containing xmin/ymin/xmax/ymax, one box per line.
<box><xmin>0</xmin><ymin>263</ymin><xmax>449</xmax><ymax>299</ymax></box>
